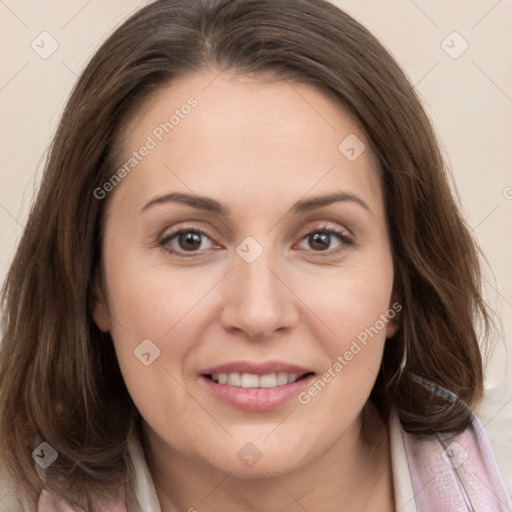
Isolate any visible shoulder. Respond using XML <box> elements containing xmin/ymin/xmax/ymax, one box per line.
<box><xmin>0</xmin><ymin>469</ymin><xmax>31</xmax><ymax>512</ymax></box>
<box><xmin>399</xmin><ymin>387</ymin><xmax>512</xmax><ymax>511</ymax></box>
<box><xmin>36</xmin><ymin>489</ymin><xmax>127</xmax><ymax>511</ymax></box>
<box><xmin>0</xmin><ymin>461</ymin><xmax>127</xmax><ymax>511</ymax></box>
<box><xmin>475</xmin><ymin>384</ymin><xmax>512</xmax><ymax>493</ymax></box>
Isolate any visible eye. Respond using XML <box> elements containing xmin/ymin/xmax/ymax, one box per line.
<box><xmin>157</xmin><ymin>224</ymin><xmax>354</xmax><ymax>257</ymax></box>
<box><xmin>158</xmin><ymin>227</ymin><xmax>218</xmax><ymax>256</ymax></box>
<box><xmin>296</xmin><ymin>225</ymin><xmax>353</xmax><ymax>254</ymax></box>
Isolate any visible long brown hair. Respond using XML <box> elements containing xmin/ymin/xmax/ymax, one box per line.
<box><xmin>0</xmin><ymin>0</ymin><xmax>492</xmax><ymax>508</ymax></box>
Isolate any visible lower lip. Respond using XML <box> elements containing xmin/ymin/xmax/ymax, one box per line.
<box><xmin>199</xmin><ymin>374</ymin><xmax>315</xmax><ymax>412</ymax></box>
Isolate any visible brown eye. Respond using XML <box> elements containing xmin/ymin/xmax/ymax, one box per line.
<box><xmin>159</xmin><ymin>228</ymin><xmax>216</xmax><ymax>255</ymax></box>
<box><xmin>296</xmin><ymin>226</ymin><xmax>354</xmax><ymax>254</ymax></box>
<box><xmin>176</xmin><ymin>232</ymin><xmax>203</xmax><ymax>251</ymax></box>
<box><xmin>308</xmin><ymin>232</ymin><xmax>332</xmax><ymax>251</ymax></box>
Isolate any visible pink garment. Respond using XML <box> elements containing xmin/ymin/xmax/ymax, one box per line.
<box><xmin>403</xmin><ymin>414</ymin><xmax>511</xmax><ymax>511</ymax></box>
<box><xmin>37</xmin><ymin>489</ymin><xmax>126</xmax><ymax>512</ymax></box>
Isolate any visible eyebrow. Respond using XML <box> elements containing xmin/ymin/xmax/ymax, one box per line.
<box><xmin>140</xmin><ymin>191</ymin><xmax>371</xmax><ymax>216</ymax></box>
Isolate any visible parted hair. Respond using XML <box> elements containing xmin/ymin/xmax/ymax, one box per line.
<box><xmin>0</xmin><ymin>0</ymin><xmax>492</xmax><ymax>509</ymax></box>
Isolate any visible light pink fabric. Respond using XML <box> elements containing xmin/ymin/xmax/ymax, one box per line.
<box><xmin>38</xmin><ymin>489</ymin><xmax>126</xmax><ymax>512</ymax></box>
<box><xmin>403</xmin><ymin>414</ymin><xmax>512</xmax><ymax>511</ymax></box>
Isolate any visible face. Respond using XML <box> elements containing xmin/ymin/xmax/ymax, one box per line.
<box><xmin>93</xmin><ymin>70</ymin><xmax>398</xmax><ymax>477</ymax></box>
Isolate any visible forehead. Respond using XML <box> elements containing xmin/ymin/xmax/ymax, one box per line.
<box><xmin>111</xmin><ymin>70</ymin><xmax>383</xmax><ymax>217</ymax></box>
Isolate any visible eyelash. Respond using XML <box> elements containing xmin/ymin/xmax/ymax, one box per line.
<box><xmin>157</xmin><ymin>224</ymin><xmax>354</xmax><ymax>258</ymax></box>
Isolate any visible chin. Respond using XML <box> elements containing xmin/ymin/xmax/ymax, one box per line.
<box><xmin>219</xmin><ymin>453</ymin><xmax>305</xmax><ymax>479</ymax></box>
<box><xmin>197</xmin><ymin>434</ymin><xmax>312</xmax><ymax>479</ymax></box>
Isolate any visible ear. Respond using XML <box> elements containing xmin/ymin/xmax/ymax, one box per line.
<box><xmin>90</xmin><ymin>272</ymin><xmax>111</xmax><ymax>332</ymax></box>
<box><xmin>385</xmin><ymin>316</ymin><xmax>399</xmax><ymax>339</ymax></box>
<box><xmin>385</xmin><ymin>295</ymin><xmax>402</xmax><ymax>339</ymax></box>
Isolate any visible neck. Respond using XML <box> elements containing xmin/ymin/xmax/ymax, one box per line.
<box><xmin>143</xmin><ymin>402</ymin><xmax>394</xmax><ymax>512</ymax></box>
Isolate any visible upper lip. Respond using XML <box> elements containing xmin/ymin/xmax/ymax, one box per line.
<box><xmin>201</xmin><ymin>360</ymin><xmax>314</xmax><ymax>376</ymax></box>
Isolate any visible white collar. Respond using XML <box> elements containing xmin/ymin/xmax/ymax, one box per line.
<box><xmin>388</xmin><ymin>410</ymin><xmax>418</xmax><ymax>512</ymax></box>
<box><xmin>125</xmin><ymin>421</ymin><xmax>161</xmax><ymax>512</ymax></box>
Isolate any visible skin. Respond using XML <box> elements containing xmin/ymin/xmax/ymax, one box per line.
<box><xmin>93</xmin><ymin>69</ymin><xmax>398</xmax><ymax>512</ymax></box>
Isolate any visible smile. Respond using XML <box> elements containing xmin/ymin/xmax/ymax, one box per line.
<box><xmin>199</xmin><ymin>361</ymin><xmax>316</xmax><ymax>411</ymax></box>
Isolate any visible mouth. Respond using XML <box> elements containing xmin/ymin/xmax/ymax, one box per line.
<box><xmin>198</xmin><ymin>361</ymin><xmax>316</xmax><ymax>411</ymax></box>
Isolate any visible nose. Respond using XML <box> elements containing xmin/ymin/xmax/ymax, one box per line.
<box><xmin>220</xmin><ymin>247</ymin><xmax>298</xmax><ymax>340</ymax></box>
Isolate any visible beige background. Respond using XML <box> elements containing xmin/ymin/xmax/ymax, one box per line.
<box><xmin>0</xmin><ymin>2</ymin><xmax>511</xmax><ymax>375</ymax></box>
<box><xmin>0</xmin><ymin>0</ymin><xmax>511</xmax><ymax>499</ymax></box>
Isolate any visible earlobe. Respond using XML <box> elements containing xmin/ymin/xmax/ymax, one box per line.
<box><xmin>91</xmin><ymin>273</ymin><xmax>111</xmax><ymax>332</ymax></box>
<box><xmin>385</xmin><ymin>294</ymin><xmax>402</xmax><ymax>339</ymax></box>
<box><xmin>385</xmin><ymin>320</ymin><xmax>399</xmax><ymax>339</ymax></box>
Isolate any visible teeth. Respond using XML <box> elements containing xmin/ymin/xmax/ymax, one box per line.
<box><xmin>276</xmin><ymin>372</ymin><xmax>289</xmax><ymax>385</ymax></box>
<box><xmin>259</xmin><ymin>374</ymin><xmax>277</xmax><ymax>388</ymax></box>
<box><xmin>209</xmin><ymin>372</ymin><xmax>306</xmax><ymax>388</ymax></box>
<box><xmin>240</xmin><ymin>373</ymin><xmax>259</xmax><ymax>388</ymax></box>
<box><xmin>227</xmin><ymin>373</ymin><xmax>241</xmax><ymax>386</ymax></box>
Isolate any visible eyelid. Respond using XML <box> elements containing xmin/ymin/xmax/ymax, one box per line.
<box><xmin>158</xmin><ymin>225</ymin><xmax>219</xmax><ymax>254</ymax></box>
<box><xmin>159</xmin><ymin>224</ymin><xmax>215</xmax><ymax>242</ymax></box>
<box><xmin>295</xmin><ymin>220</ymin><xmax>352</xmax><ymax>240</ymax></box>
<box><xmin>294</xmin><ymin>223</ymin><xmax>354</xmax><ymax>254</ymax></box>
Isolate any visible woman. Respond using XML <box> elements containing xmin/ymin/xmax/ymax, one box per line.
<box><xmin>0</xmin><ymin>0</ymin><xmax>510</xmax><ymax>510</ymax></box>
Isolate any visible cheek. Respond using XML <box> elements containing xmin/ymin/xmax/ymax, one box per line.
<box><xmin>299</xmin><ymin>252</ymin><xmax>394</xmax><ymax>396</ymax></box>
<box><xmin>103</xmin><ymin>262</ymin><xmax>212</xmax><ymax>432</ymax></box>
<box><xmin>305</xmin><ymin>255</ymin><xmax>394</xmax><ymax>345</ymax></box>
<box><xmin>104</xmin><ymin>263</ymin><xmax>204</xmax><ymax>363</ymax></box>
<box><xmin>102</xmin><ymin>242</ymin><xmax>229</xmax><ymax>395</ymax></box>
